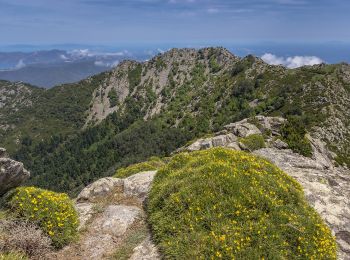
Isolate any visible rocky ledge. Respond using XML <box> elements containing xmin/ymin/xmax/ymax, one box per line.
<box><xmin>0</xmin><ymin>148</ymin><xmax>30</xmax><ymax>196</ymax></box>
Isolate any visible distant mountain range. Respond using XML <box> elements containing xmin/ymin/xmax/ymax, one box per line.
<box><xmin>0</xmin><ymin>49</ymin><xmax>151</xmax><ymax>88</ymax></box>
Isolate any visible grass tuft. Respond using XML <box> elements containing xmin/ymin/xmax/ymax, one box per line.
<box><xmin>114</xmin><ymin>157</ymin><xmax>166</xmax><ymax>178</ymax></box>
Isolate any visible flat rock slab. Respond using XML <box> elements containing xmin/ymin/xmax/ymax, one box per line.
<box><xmin>129</xmin><ymin>235</ymin><xmax>161</xmax><ymax>260</ymax></box>
<box><xmin>100</xmin><ymin>205</ymin><xmax>141</xmax><ymax>236</ymax></box>
<box><xmin>81</xmin><ymin>205</ymin><xmax>141</xmax><ymax>259</ymax></box>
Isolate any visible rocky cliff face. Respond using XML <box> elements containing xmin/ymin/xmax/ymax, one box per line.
<box><xmin>0</xmin><ymin>147</ymin><xmax>30</xmax><ymax>196</ymax></box>
<box><xmin>84</xmin><ymin>47</ymin><xmax>241</xmax><ymax>126</ymax></box>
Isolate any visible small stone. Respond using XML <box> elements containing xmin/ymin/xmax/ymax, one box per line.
<box><xmin>272</xmin><ymin>139</ymin><xmax>288</xmax><ymax>149</ymax></box>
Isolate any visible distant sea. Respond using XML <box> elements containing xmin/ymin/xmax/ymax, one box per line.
<box><xmin>0</xmin><ymin>41</ymin><xmax>349</xmax><ymax>64</ymax></box>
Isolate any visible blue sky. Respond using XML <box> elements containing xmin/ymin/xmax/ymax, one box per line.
<box><xmin>0</xmin><ymin>0</ymin><xmax>349</xmax><ymax>45</ymax></box>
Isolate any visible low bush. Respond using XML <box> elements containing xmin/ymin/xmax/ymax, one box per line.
<box><xmin>239</xmin><ymin>134</ymin><xmax>266</xmax><ymax>151</ymax></box>
<box><xmin>114</xmin><ymin>157</ymin><xmax>166</xmax><ymax>178</ymax></box>
<box><xmin>148</xmin><ymin>148</ymin><xmax>337</xmax><ymax>259</ymax></box>
<box><xmin>0</xmin><ymin>220</ymin><xmax>52</xmax><ymax>259</ymax></box>
<box><xmin>281</xmin><ymin>116</ymin><xmax>312</xmax><ymax>157</ymax></box>
<box><xmin>6</xmin><ymin>187</ymin><xmax>79</xmax><ymax>248</ymax></box>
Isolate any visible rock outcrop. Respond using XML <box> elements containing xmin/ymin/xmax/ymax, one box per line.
<box><xmin>50</xmin><ymin>171</ymin><xmax>160</xmax><ymax>260</ymax></box>
<box><xmin>0</xmin><ymin>148</ymin><xmax>30</xmax><ymax>196</ymax></box>
<box><xmin>179</xmin><ymin>116</ymin><xmax>350</xmax><ymax>259</ymax></box>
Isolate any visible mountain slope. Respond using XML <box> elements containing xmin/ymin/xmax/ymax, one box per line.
<box><xmin>0</xmin><ymin>73</ymin><xmax>106</xmax><ymax>153</ymax></box>
<box><xmin>1</xmin><ymin>47</ymin><xmax>349</xmax><ymax>195</ymax></box>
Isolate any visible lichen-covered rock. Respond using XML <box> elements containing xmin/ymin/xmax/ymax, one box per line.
<box><xmin>77</xmin><ymin>177</ymin><xmax>123</xmax><ymax>202</ymax></box>
<box><xmin>0</xmin><ymin>148</ymin><xmax>30</xmax><ymax>196</ymax></box>
<box><xmin>124</xmin><ymin>171</ymin><xmax>157</xmax><ymax>200</ymax></box>
<box><xmin>129</xmin><ymin>236</ymin><xmax>161</xmax><ymax>260</ymax></box>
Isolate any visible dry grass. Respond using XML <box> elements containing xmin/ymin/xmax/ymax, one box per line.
<box><xmin>0</xmin><ymin>220</ymin><xmax>52</xmax><ymax>259</ymax></box>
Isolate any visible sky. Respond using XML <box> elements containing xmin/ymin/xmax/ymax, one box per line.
<box><xmin>0</xmin><ymin>0</ymin><xmax>349</xmax><ymax>44</ymax></box>
<box><xmin>0</xmin><ymin>0</ymin><xmax>349</xmax><ymax>65</ymax></box>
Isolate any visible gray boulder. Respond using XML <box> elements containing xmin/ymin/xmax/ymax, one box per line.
<box><xmin>77</xmin><ymin>177</ymin><xmax>123</xmax><ymax>202</ymax></box>
<box><xmin>0</xmin><ymin>148</ymin><xmax>30</xmax><ymax>196</ymax></box>
<box><xmin>272</xmin><ymin>138</ymin><xmax>289</xmax><ymax>149</ymax></box>
<box><xmin>224</xmin><ymin>121</ymin><xmax>261</xmax><ymax>137</ymax></box>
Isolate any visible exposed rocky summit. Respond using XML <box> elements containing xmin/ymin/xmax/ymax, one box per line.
<box><xmin>179</xmin><ymin>116</ymin><xmax>350</xmax><ymax>259</ymax></box>
<box><xmin>0</xmin><ymin>147</ymin><xmax>30</xmax><ymax>196</ymax></box>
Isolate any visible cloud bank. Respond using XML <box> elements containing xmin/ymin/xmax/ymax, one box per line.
<box><xmin>261</xmin><ymin>53</ymin><xmax>324</xmax><ymax>68</ymax></box>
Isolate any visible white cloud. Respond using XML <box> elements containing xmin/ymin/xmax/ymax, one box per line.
<box><xmin>15</xmin><ymin>59</ymin><xmax>26</xmax><ymax>69</ymax></box>
<box><xmin>261</xmin><ymin>53</ymin><xmax>324</xmax><ymax>68</ymax></box>
<box><xmin>69</xmin><ymin>49</ymin><xmax>131</xmax><ymax>59</ymax></box>
<box><xmin>94</xmin><ymin>60</ymin><xmax>119</xmax><ymax>67</ymax></box>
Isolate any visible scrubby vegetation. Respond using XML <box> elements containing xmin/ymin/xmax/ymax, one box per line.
<box><xmin>0</xmin><ymin>220</ymin><xmax>52</xmax><ymax>259</ymax></box>
<box><xmin>114</xmin><ymin>156</ymin><xmax>166</xmax><ymax>178</ymax></box>
<box><xmin>6</xmin><ymin>187</ymin><xmax>79</xmax><ymax>248</ymax></box>
<box><xmin>239</xmin><ymin>134</ymin><xmax>266</xmax><ymax>151</ymax></box>
<box><xmin>280</xmin><ymin>116</ymin><xmax>313</xmax><ymax>157</ymax></box>
<box><xmin>108</xmin><ymin>88</ymin><xmax>119</xmax><ymax>107</ymax></box>
<box><xmin>0</xmin><ymin>73</ymin><xmax>102</xmax><ymax>154</ymax></box>
<box><xmin>148</xmin><ymin>148</ymin><xmax>337</xmax><ymax>259</ymax></box>
<box><xmin>3</xmin><ymin>48</ymin><xmax>349</xmax><ymax>194</ymax></box>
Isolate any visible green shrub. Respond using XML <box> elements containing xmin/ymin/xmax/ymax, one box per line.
<box><xmin>108</xmin><ymin>89</ymin><xmax>119</xmax><ymax>107</ymax></box>
<box><xmin>128</xmin><ymin>64</ymin><xmax>142</xmax><ymax>90</ymax></box>
<box><xmin>6</xmin><ymin>187</ymin><xmax>79</xmax><ymax>248</ymax></box>
<box><xmin>281</xmin><ymin>116</ymin><xmax>312</xmax><ymax>157</ymax></box>
<box><xmin>148</xmin><ymin>148</ymin><xmax>337</xmax><ymax>259</ymax></box>
<box><xmin>114</xmin><ymin>157</ymin><xmax>166</xmax><ymax>178</ymax></box>
<box><xmin>239</xmin><ymin>134</ymin><xmax>266</xmax><ymax>151</ymax></box>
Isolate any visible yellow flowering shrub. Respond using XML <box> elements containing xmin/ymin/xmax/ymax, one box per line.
<box><xmin>114</xmin><ymin>156</ymin><xmax>166</xmax><ymax>178</ymax></box>
<box><xmin>6</xmin><ymin>187</ymin><xmax>79</xmax><ymax>248</ymax></box>
<box><xmin>148</xmin><ymin>148</ymin><xmax>337</xmax><ymax>259</ymax></box>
